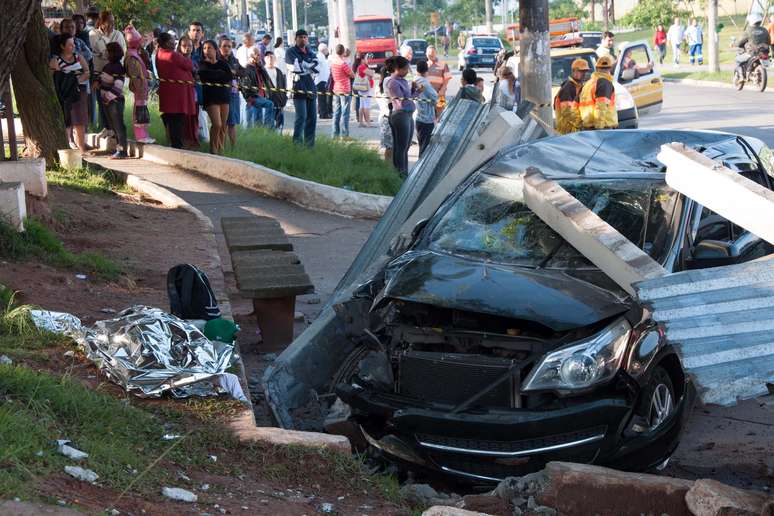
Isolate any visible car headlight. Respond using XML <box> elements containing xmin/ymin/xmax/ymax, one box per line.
<box><xmin>385</xmin><ymin>51</ymin><xmax>394</xmax><ymax>58</ymax></box>
<box><xmin>522</xmin><ymin>318</ymin><xmax>631</xmax><ymax>392</ymax></box>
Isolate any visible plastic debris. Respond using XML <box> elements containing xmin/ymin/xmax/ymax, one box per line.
<box><xmin>57</xmin><ymin>440</ymin><xmax>89</xmax><ymax>460</ymax></box>
<box><xmin>63</xmin><ymin>350</ymin><xmax>75</xmax><ymax>358</ymax></box>
<box><xmin>64</xmin><ymin>465</ymin><xmax>98</xmax><ymax>483</ymax></box>
<box><xmin>162</xmin><ymin>434</ymin><xmax>182</xmax><ymax>441</ymax></box>
<box><xmin>75</xmin><ymin>274</ymin><xmax>87</xmax><ymax>280</ymax></box>
<box><xmin>321</xmin><ymin>502</ymin><xmax>335</xmax><ymax>513</ymax></box>
<box><xmin>162</xmin><ymin>487</ymin><xmax>198</xmax><ymax>503</ymax></box>
<box><xmin>200</xmin><ymin>483</ymin><xmax>210</xmax><ymax>491</ymax></box>
<box><xmin>209</xmin><ymin>455</ymin><xmax>218</xmax><ymax>462</ymax></box>
<box><xmin>0</xmin><ymin>355</ymin><xmax>12</xmax><ymax>365</ymax></box>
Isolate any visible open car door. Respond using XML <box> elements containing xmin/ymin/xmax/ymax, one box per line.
<box><xmin>615</xmin><ymin>40</ymin><xmax>663</xmax><ymax>116</ymax></box>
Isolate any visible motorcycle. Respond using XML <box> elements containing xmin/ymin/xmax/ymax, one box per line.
<box><xmin>734</xmin><ymin>47</ymin><xmax>770</xmax><ymax>92</ymax></box>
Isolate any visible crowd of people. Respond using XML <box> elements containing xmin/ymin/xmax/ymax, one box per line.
<box><xmin>45</xmin><ymin>10</ymin><xmax>498</xmax><ymax>175</ymax></box>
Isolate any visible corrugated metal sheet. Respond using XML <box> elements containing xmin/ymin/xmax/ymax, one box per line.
<box><xmin>634</xmin><ymin>257</ymin><xmax>774</xmax><ymax>406</ymax></box>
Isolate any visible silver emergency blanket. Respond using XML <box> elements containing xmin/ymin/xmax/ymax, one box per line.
<box><xmin>31</xmin><ymin>305</ymin><xmax>236</xmax><ymax>398</ymax></box>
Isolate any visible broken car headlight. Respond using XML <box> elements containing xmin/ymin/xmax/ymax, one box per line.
<box><xmin>522</xmin><ymin>318</ymin><xmax>631</xmax><ymax>392</ymax></box>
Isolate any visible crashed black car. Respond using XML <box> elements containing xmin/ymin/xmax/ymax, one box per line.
<box><xmin>266</xmin><ymin>129</ymin><xmax>774</xmax><ymax>483</ymax></box>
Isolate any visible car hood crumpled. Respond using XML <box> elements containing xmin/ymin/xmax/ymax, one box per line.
<box><xmin>380</xmin><ymin>250</ymin><xmax>631</xmax><ymax>332</ymax></box>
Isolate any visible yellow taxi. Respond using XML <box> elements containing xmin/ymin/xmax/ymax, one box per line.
<box><xmin>507</xmin><ymin>41</ymin><xmax>664</xmax><ymax>128</ymax></box>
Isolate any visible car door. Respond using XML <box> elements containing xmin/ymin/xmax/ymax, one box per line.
<box><xmin>614</xmin><ymin>41</ymin><xmax>663</xmax><ymax>116</ymax></box>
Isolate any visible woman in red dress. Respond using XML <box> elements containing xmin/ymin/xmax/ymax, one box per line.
<box><xmin>155</xmin><ymin>32</ymin><xmax>197</xmax><ymax>148</ymax></box>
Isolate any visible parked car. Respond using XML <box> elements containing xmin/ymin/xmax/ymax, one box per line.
<box><xmin>458</xmin><ymin>35</ymin><xmax>503</xmax><ymax>70</ymax></box>
<box><xmin>403</xmin><ymin>38</ymin><xmax>429</xmax><ymax>64</ymax></box>
<box><xmin>327</xmin><ymin>130</ymin><xmax>774</xmax><ymax>483</ymax></box>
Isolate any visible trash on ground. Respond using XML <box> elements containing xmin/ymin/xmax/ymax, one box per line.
<box><xmin>162</xmin><ymin>434</ymin><xmax>182</xmax><ymax>441</ymax></box>
<box><xmin>64</xmin><ymin>465</ymin><xmax>98</xmax><ymax>483</ymax></box>
<box><xmin>161</xmin><ymin>486</ymin><xmax>198</xmax><ymax>503</ymax></box>
<box><xmin>0</xmin><ymin>355</ymin><xmax>12</xmax><ymax>365</ymax></box>
<box><xmin>75</xmin><ymin>274</ymin><xmax>87</xmax><ymax>280</ymax></box>
<box><xmin>56</xmin><ymin>440</ymin><xmax>88</xmax><ymax>460</ymax></box>
<box><xmin>30</xmin><ymin>306</ymin><xmax>237</xmax><ymax>399</ymax></box>
<box><xmin>63</xmin><ymin>350</ymin><xmax>75</xmax><ymax>358</ymax></box>
<box><xmin>218</xmin><ymin>372</ymin><xmax>248</xmax><ymax>403</ymax></box>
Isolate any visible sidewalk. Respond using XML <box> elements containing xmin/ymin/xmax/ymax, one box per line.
<box><xmin>84</xmin><ymin>154</ymin><xmax>375</xmax><ymax>321</ymax></box>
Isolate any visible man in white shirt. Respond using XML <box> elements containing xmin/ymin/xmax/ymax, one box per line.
<box><xmin>685</xmin><ymin>18</ymin><xmax>703</xmax><ymax>65</ymax></box>
<box><xmin>666</xmin><ymin>17</ymin><xmax>685</xmax><ymax>67</ymax></box>
<box><xmin>315</xmin><ymin>43</ymin><xmax>332</xmax><ymax>119</ymax></box>
<box><xmin>235</xmin><ymin>32</ymin><xmax>255</xmax><ymax>67</ymax></box>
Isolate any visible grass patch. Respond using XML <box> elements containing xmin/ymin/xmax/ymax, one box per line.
<box><xmin>126</xmin><ymin>97</ymin><xmax>403</xmax><ymax>196</ymax></box>
<box><xmin>662</xmin><ymin>70</ymin><xmax>734</xmax><ymax>82</ymax></box>
<box><xmin>46</xmin><ymin>165</ymin><xmax>130</xmax><ymax>195</ymax></box>
<box><xmin>0</xmin><ymin>218</ymin><xmax>120</xmax><ymax>279</ymax></box>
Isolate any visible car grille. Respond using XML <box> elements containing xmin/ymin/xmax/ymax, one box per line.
<box><xmin>397</xmin><ymin>351</ymin><xmax>519</xmax><ymax>408</ymax></box>
<box><xmin>416</xmin><ymin>426</ymin><xmax>607</xmax><ymax>456</ymax></box>
<box><xmin>369</xmin><ymin>51</ymin><xmax>387</xmax><ymax>59</ymax></box>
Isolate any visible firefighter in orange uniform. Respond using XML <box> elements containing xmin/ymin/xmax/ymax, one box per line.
<box><xmin>553</xmin><ymin>58</ymin><xmax>590</xmax><ymax>135</ymax></box>
<box><xmin>579</xmin><ymin>55</ymin><xmax>618</xmax><ymax>130</ymax></box>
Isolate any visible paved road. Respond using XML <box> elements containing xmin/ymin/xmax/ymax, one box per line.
<box><xmin>641</xmin><ymin>82</ymin><xmax>774</xmax><ymax>147</ymax></box>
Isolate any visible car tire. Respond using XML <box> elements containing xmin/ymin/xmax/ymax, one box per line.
<box><xmin>642</xmin><ymin>366</ymin><xmax>676</xmax><ymax>431</ymax></box>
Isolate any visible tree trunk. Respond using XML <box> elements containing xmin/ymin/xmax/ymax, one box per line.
<box><xmin>590</xmin><ymin>0</ymin><xmax>595</xmax><ymax>23</ymax></box>
<box><xmin>485</xmin><ymin>0</ymin><xmax>493</xmax><ymax>33</ymax></box>
<box><xmin>609</xmin><ymin>0</ymin><xmax>615</xmax><ymax>24</ymax></box>
<box><xmin>12</xmin><ymin>3</ymin><xmax>68</xmax><ymax>165</ymax></box>
<box><xmin>0</xmin><ymin>0</ymin><xmax>37</xmax><ymax>97</ymax></box>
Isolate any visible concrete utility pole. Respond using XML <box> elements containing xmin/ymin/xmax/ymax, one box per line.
<box><xmin>708</xmin><ymin>0</ymin><xmax>720</xmax><ymax>72</ymax></box>
<box><xmin>291</xmin><ymin>0</ymin><xmax>298</xmax><ymax>31</ymax></box>
<box><xmin>272</xmin><ymin>0</ymin><xmax>282</xmax><ymax>35</ymax></box>
<box><xmin>395</xmin><ymin>0</ymin><xmax>402</xmax><ymax>45</ymax></box>
<box><xmin>241</xmin><ymin>0</ymin><xmax>249</xmax><ymax>31</ymax></box>
<box><xmin>519</xmin><ymin>0</ymin><xmax>553</xmax><ymax>128</ymax></box>
<box><xmin>265</xmin><ymin>0</ymin><xmax>271</xmax><ymax>31</ymax></box>
<box><xmin>485</xmin><ymin>0</ymin><xmax>494</xmax><ymax>33</ymax></box>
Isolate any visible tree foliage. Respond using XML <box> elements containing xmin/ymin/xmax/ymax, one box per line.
<box><xmin>549</xmin><ymin>0</ymin><xmax>586</xmax><ymax>19</ymax></box>
<box><xmin>95</xmin><ymin>0</ymin><xmax>226</xmax><ymax>35</ymax></box>
<box><xmin>620</xmin><ymin>0</ymin><xmax>689</xmax><ymax>28</ymax></box>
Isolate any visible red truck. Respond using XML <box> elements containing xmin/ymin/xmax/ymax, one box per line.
<box><xmin>353</xmin><ymin>0</ymin><xmax>397</xmax><ymax>66</ymax></box>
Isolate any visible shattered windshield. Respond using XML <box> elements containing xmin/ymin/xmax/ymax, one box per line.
<box><xmin>424</xmin><ymin>174</ymin><xmax>678</xmax><ymax>269</ymax></box>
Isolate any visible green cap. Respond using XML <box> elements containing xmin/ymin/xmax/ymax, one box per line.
<box><xmin>203</xmin><ymin>318</ymin><xmax>239</xmax><ymax>343</ymax></box>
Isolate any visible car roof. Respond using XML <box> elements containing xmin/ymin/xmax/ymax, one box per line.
<box><xmin>551</xmin><ymin>47</ymin><xmax>596</xmax><ymax>57</ymax></box>
<box><xmin>489</xmin><ymin>130</ymin><xmax>761</xmax><ymax>181</ymax></box>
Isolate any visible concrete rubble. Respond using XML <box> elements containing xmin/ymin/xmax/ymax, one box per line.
<box><xmin>400</xmin><ymin>483</ymin><xmax>462</xmax><ymax>508</ymax></box>
<box><xmin>685</xmin><ymin>479</ymin><xmax>772</xmax><ymax>516</ymax></box>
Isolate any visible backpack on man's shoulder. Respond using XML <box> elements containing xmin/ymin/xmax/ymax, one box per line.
<box><xmin>167</xmin><ymin>264</ymin><xmax>221</xmax><ymax>320</ymax></box>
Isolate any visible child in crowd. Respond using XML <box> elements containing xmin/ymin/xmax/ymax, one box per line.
<box><xmin>124</xmin><ymin>25</ymin><xmax>154</xmax><ymax>144</ymax></box>
<box><xmin>99</xmin><ymin>41</ymin><xmax>129</xmax><ymax>158</ymax></box>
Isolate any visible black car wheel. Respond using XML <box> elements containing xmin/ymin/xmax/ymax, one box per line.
<box><xmin>645</xmin><ymin>366</ymin><xmax>675</xmax><ymax>431</ymax></box>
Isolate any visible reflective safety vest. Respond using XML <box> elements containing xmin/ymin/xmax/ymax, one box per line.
<box><xmin>553</xmin><ymin>77</ymin><xmax>584</xmax><ymax>135</ymax></box>
<box><xmin>579</xmin><ymin>71</ymin><xmax>618</xmax><ymax>130</ymax></box>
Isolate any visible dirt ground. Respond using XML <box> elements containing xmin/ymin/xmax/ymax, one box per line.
<box><xmin>0</xmin><ymin>186</ymin><xmax>402</xmax><ymax>515</ymax></box>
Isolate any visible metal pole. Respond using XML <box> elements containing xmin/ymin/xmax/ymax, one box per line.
<box><xmin>395</xmin><ymin>0</ymin><xmax>402</xmax><ymax>46</ymax></box>
<box><xmin>241</xmin><ymin>0</ymin><xmax>249</xmax><ymax>31</ymax></box>
<box><xmin>272</xmin><ymin>0</ymin><xmax>281</xmax><ymax>36</ymax></box>
<box><xmin>291</xmin><ymin>0</ymin><xmax>298</xmax><ymax>31</ymax></box>
<box><xmin>265</xmin><ymin>0</ymin><xmax>271</xmax><ymax>31</ymax></box>
<box><xmin>519</xmin><ymin>0</ymin><xmax>552</xmax><ymax>128</ymax></box>
<box><xmin>485</xmin><ymin>0</ymin><xmax>493</xmax><ymax>33</ymax></box>
<box><xmin>708</xmin><ymin>0</ymin><xmax>719</xmax><ymax>73</ymax></box>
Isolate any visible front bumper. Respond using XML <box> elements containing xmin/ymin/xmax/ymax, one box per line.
<box><xmin>339</xmin><ymin>381</ymin><xmax>690</xmax><ymax>483</ymax></box>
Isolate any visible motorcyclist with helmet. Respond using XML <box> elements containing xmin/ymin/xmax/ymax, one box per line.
<box><xmin>736</xmin><ymin>12</ymin><xmax>770</xmax><ymax>75</ymax></box>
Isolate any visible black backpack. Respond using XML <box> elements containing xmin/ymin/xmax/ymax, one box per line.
<box><xmin>167</xmin><ymin>264</ymin><xmax>221</xmax><ymax>320</ymax></box>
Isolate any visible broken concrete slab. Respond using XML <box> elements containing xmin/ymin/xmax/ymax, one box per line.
<box><xmin>0</xmin><ymin>158</ymin><xmax>47</xmax><ymax>197</ymax></box>
<box><xmin>422</xmin><ymin>507</ymin><xmax>493</xmax><ymax>516</ymax></box>
<box><xmin>0</xmin><ymin>181</ymin><xmax>26</xmax><ymax>232</ymax></box>
<box><xmin>229</xmin><ymin>410</ymin><xmax>350</xmax><ymax>453</ymax></box>
<box><xmin>459</xmin><ymin>494</ymin><xmax>512</xmax><ymax>515</ymax></box>
<box><xmin>535</xmin><ymin>462</ymin><xmax>693</xmax><ymax>516</ymax></box>
<box><xmin>523</xmin><ymin>170</ymin><xmax>667</xmax><ymax>296</ymax></box>
<box><xmin>658</xmin><ymin>142</ymin><xmax>774</xmax><ymax>245</ymax></box>
<box><xmin>685</xmin><ymin>479</ymin><xmax>770</xmax><ymax>516</ymax></box>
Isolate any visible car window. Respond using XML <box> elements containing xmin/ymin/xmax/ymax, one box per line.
<box><xmin>619</xmin><ymin>45</ymin><xmax>653</xmax><ymax>83</ymax></box>
<box><xmin>423</xmin><ymin>174</ymin><xmax>678</xmax><ymax>269</ymax></box>
<box><xmin>551</xmin><ymin>54</ymin><xmax>594</xmax><ymax>85</ymax></box>
<box><xmin>473</xmin><ymin>38</ymin><xmax>501</xmax><ymax>48</ymax></box>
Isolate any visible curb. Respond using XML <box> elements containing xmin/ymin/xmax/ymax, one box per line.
<box><xmin>663</xmin><ymin>77</ymin><xmax>774</xmax><ymax>93</ymax></box>
<box><xmin>136</xmin><ymin>143</ymin><xmax>393</xmax><ymax>220</ymax></box>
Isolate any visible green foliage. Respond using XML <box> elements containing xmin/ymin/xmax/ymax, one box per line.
<box><xmin>549</xmin><ymin>0</ymin><xmax>585</xmax><ymax>20</ymax></box>
<box><xmin>0</xmin><ymin>219</ymin><xmax>120</xmax><ymax>279</ymax></box>
<box><xmin>620</xmin><ymin>0</ymin><xmax>689</xmax><ymax>29</ymax></box>
<box><xmin>95</xmin><ymin>0</ymin><xmax>226</xmax><ymax>34</ymax></box>
<box><xmin>46</xmin><ymin>165</ymin><xmax>130</xmax><ymax>195</ymax></box>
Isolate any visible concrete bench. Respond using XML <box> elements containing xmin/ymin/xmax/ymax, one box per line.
<box><xmin>221</xmin><ymin>216</ymin><xmax>314</xmax><ymax>348</ymax></box>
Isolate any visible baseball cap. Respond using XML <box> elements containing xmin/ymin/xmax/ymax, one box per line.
<box><xmin>295</xmin><ymin>29</ymin><xmax>308</xmax><ymax>37</ymax></box>
<box><xmin>596</xmin><ymin>55</ymin><xmax>614</xmax><ymax>69</ymax></box>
